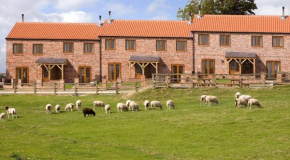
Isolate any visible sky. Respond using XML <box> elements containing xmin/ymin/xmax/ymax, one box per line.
<box><xmin>0</xmin><ymin>0</ymin><xmax>289</xmax><ymax>73</ymax></box>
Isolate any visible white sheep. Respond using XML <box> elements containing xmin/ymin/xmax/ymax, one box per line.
<box><xmin>0</xmin><ymin>113</ymin><xmax>5</xmax><ymax>121</ymax></box>
<box><xmin>76</xmin><ymin>100</ymin><xmax>82</xmax><ymax>110</ymax></box>
<box><xmin>65</xmin><ymin>103</ymin><xmax>74</xmax><ymax>111</ymax></box>
<box><xmin>117</xmin><ymin>103</ymin><xmax>127</xmax><ymax>112</ymax></box>
<box><xmin>235</xmin><ymin>92</ymin><xmax>241</xmax><ymax>99</ymax></box>
<box><xmin>205</xmin><ymin>96</ymin><xmax>220</xmax><ymax>106</ymax></box>
<box><xmin>166</xmin><ymin>100</ymin><xmax>175</xmax><ymax>109</ymax></box>
<box><xmin>129</xmin><ymin>101</ymin><xmax>139</xmax><ymax>112</ymax></box>
<box><xmin>235</xmin><ymin>98</ymin><xmax>248</xmax><ymax>108</ymax></box>
<box><xmin>235</xmin><ymin>92</ymin><xmax>251</xmax><ymax>101</ymax></box>
<box><xmin>105</xmin><ymin>104</ymin><xmax>111</xmax><ymax>113</ymax></box>
<box><xmin>93</xmin><ymin>101</ymin><xmax>105</xmax><ymax>110</ymax></box>
<box><xmin>5</xmin><ymin>106</ymin><xmax>17</xmax><ymax>118</ymax></box>
<box><xmin>55</xmin><ymin>104</ymin><xmax>60</xmax><ymax>113</ymax></box>
<box><xmin>143</xmin><ymin>100</ymin><xmax>150</xmax><ymax>110</ymax></box>
<box><xmin>151</xmin><ymin>101</ymin><xmax>163</xmax><ymax>110</ymax></box>
<box><xmin>126</xmin><ymin>100</ymin><xmax>131</xmax><ymax>107</ymax></box>
<box><xmin>46</xmin><ymin>104</ymin><xmax>52</xmax><ymax>114</ymax></box>
<box><xmin>200</xmin><ymin>95</ymin><xmax>207</xmax><ymax>105</ymax></box>
<box><xmin>248</xmin><ymin>99</ymin><xmax>262</xmax><ymax>109</ymax></box>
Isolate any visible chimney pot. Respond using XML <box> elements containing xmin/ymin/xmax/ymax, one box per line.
<box><xmin>281</xmin><ymin>6</ymin><xmax>286</xmax><ymax>20</ymax></box>
<box><xmin>22</xmin><ymin>14</ymin><xmax>24</xmax><ymax>22</ymax></box>
<box><xmin>98</xmin><ymin>15</ymin><xmax>102</xmax><ymax>27</ymax></box>
<box><xmin>197</xmin><ymin>4</ymin><xmax>202</xmax><ymax>18</ymax></box>
<box><xmin>108</xmin><ymin>11</ymin><xmax>112</xmax><ymax>24</ymax></box>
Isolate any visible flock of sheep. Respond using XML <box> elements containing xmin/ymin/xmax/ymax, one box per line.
<box><xmin>200</xmin><ymin>92</ymin><xmax>262</xmax><ymax>109</ymax></box>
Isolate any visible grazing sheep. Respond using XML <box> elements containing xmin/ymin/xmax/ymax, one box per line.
<box><xmin>151</xmin><ymin>101</ymin><xmax>163</xmax><ymax>110</ymax></box>
<box><xmin>117</xmin><ymin>103</ymin><xmax>128</xmax><ymax>112</ymax></box>
<box><xmin>235</xmin><ymin>92</ymin><xmax>251</xmax><ymax>101</ymax></box>
<box><xmin>248</xmin><ymin>99</ymin><xmax>262</xmax><ymax>109</ymax></box>
<box><xmin>200</xmin><ymin>95</ymin><xmax>207</xmax><ymax>105</ymax></box>
<box><xmin>166</xmin><ymin>100</ymin><xmax>175</xmax><ymax>109</ymax></box>
<box><xmin>205</xmin><ymin>96</ymin><xmax>220</xmax><ymax>106</ymax></box>
<box><xmin>83</xmin><ymin>108</ymin><xmax>95</xmax><ymax>117</ymax></box>
<box><xmin>126</xmin><ymin>100</ymin><xmax>131</xmax><ymax>107</ymax></box>
<box><xmin>46</xmin><ymin>104</ymin><xmax>52</xmax><ymax>114</ymax></box>
<box><xmin>235</xmin><ymin>92</ymin><xmax>241</xmax><ymax>99</ymax></box>
<box><xmin>93</xmin><ymin>101</ymin><xmax>105</xmax><ymax>110</ymax></box>
<box><xmin>76</xmin><ymin>100</ymin><xmax>82</xmax><ymax>110</ymax></box>
<box><xmin>129</xmin><ymin>101</ymin><xmax>139</xmax><ymax>111</ymax></box>
<box><xmin>0</xmin><ymin>113</ymin><xmax>5</xmax><ymax>121</ymax></box>
<box><xmin>235</xmin><ymin>98</ymin><xmax>248</xmax><ymax>108</ymax></box>
<box><xmin>105</xmin><ymin>104</ymin><xmax>111</xmax><ymax>113</ymax></box>
<box><xmin>55</xmin><ymin>104</ymin><xmax>60</xmax><ymax>113</ymax></box>
<box><xmin>5</xmin><ymin>106</ymin><xmax>17</xmax><ymax>118</ymax></box>
<box><xmin>143</xmin><ymin>100</ymin><xmax>150</xmax><ymax>110</ymax></box>
<box><xmin>65</xmin><ymin>103</ymin><xmax>74</xmax><ymax>111</ymax></box>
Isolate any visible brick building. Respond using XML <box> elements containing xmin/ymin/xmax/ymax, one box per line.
<box><xmin>5</xmin><ymin>14</ymin><xmax>290</xmax><ymax>83</ymax></box>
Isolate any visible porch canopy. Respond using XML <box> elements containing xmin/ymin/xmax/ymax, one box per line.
<box><xmin>225</xmin><ymin>52</ymin><xmax>256</xmax><ymax>74</ymax></box>
<box><xmin>35</xmin><ymin>58</ymin><xmax>68</xmax><ymax>80</ymax></box>
<box><xmin>129</xmin><ymin>55</ymin><xmax>160</xmax><ymax>78</ymax></box>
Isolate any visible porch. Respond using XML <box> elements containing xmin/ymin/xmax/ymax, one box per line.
<box><xmin>129</xmin><ymin>55</ymin><xmax>160</xmax><ymax>79</ymax></box>
<box><xmin>35</xmin><ymin>58</ymin><xmax>67</xmax><ymax>82</ymax></box>
<box><xmin>225</xmin><ymin>52</ymin><xmax>256</xmax><ymax>75</ymax></box>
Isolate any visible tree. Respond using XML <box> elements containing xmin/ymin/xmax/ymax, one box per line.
<box><xmin>177</xmin><ymin>0</ymin><xmax>258</xmax><ymax>20</ymax></box>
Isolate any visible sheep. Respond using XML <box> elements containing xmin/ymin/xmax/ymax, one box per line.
<box><xmin>129</xmin><ymin>101</ymin><xmax>139</xmax><ymax>111</ymax></box>
<box><xmin>126</xmin><ymin>100</ymin><xmax>131</xmax><ymax>107</ymax></box>
<box><xmin>83</xmin><ymin>108</ymin><xmax>95</xmax><ymax>117</ymax></box>
<box><xmin>205</xmin><ymin>96</ymin><xmax>220</xmax><ymax>106</ymax></box>
<box><xmin>150</xmin><ymin>101</ymin><xmax>163</xmax><ymax>110</ymax></box>
<box><xmin>5</xmin><ymin>106</ymin><xmax>17</xmax><ymax>118</ymax></box>
<box><xmin>143</xmin><ymin>100</ymin><xmax>150</xmax><ymax>110</ymax></box>
<box><xmin>200</xmin><ymin>95</ymin><xmax>207</xmax><ymax>105</ymax></box>
<box><xmin>105</xmin><ymin>104</ymin><xmax>111</xmax><ymax>113</ymax></box>
<box><xmin>235</xmin><ymin>92</ymin><xmax>252</xmax><ymax>101</ymax></box>
<box><xmin>166</xmin><ymin>100</ymin><xmax>175</xmax><ymax>109</ymax></box>
<box><xmin>116</xmin><ymin>103</ymin><xmax>128</xmax><ymax>112</ymax></box>
<box><xmin>55</xmin><ymin>104</ymin><xmax>60</xmax><ymax>113</ymax></box>
<box><xmin>235</xmin><ymin>98</ymin><xmax>248</xmax><ymax>108</ymax></box>
<box><xmin>76</xmin><ymin>100</ymin><xmax>82</xmax><ymax>110</ymax></box>
<box><xmin>235</xmin><ymin>92</ymin><xmax>241</xmax><ymax>99</ymax></box>
<box><xmin>46</xmin><ymin>104</ymin><xmax>52</xmax><ymax>114</ymax></box>
<box><xmin>93</xmin><ymin>101</ymin><xmax>105</xmax><ymax>110</ymax></box>
<box><xmin>65</xmin><ymin>103</ymin><xmax>74</xmax><ymax>112</ymax></box>
<box><xmin>248</xmin><ymin>99</ymin><xmax>262</xmax><ymax>109</ymax></box>
<box><xmin>0</xmin><ymin>113</ymin><xmax>5</xmax><ymax>121</ymax></box>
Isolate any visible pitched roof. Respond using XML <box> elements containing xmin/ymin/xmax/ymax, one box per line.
<box><xmin>6</xmin><ymin>22</ymin><xmax>102</xmax><ymax>40</ymax></box>
<box><xmin>35</xmin><ymin>57</ymin><xmax>68</xmax><ymax>65</ymax></box>
<box><xmin>225</xmin><ymin>52</ymin><xmax>256</xmax><ymax>58</ymax></box>
<box><xmin>100</xmin><ymin>20</ymin><xmax>192</xmax><ymax>38</ymax></box>
<box><xmin>191</xmin><ymin>15</ymin><xmax>290</xmax><ymax>33</ymax></box>
<box><xmin>129</xmin><ymin>55</ymin><xmax>160</xmax><ymax>62</ymax></box>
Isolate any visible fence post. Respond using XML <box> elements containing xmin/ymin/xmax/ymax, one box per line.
<box><xmin>13</xmin><ymin>82</ymin><xmax>16</xmax><ymax>94</ymax></box>
<box><xmin>214</xmin><ymin>75</ymin><xmax>217</xmax><ymax>87</ymax></box>
<box><xmin>54</xmin><ymin>83</ymin><xmax>57</xmax><ymax>95</ymax></box>
<box><xmin>239</xmin><ymin>76</ymin><xmax>242</xmax><ymax>88</ymax></box>
<box><xmin>34</xmin><ymin>82</ymin><xmax>36</xmax><ymax>94</ymax></box>
<box><xmin>135</xmin><ymin>82</ymin><xmax>138</xmax><ymax>92</ymax></box>
<box><xmin>116</xmin><ymin>82</ymin><xmax>118</xmax><ymax>94</ymax></box>
<box><xmin>74</xmin><ymin>83</ymin><xmax>77</xmax><ymax>96</ymax></box>
<box><xmin>96</xmin><ymin>82</ymin><xmax>99</xmax><ymax>95</ymax></box>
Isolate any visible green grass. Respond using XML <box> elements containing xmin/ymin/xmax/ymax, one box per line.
<box><xmin>1</xmin><ymin>86</ymin><xmax>290</xmax><ymax>159</ymax></box>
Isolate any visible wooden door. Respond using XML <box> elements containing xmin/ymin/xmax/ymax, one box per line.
<box><xmin>171</xmin><ymin>64</ymin><xmax>184</xmax><ymax>83</ymax></box>
<box><xmin>202</xmin><ymin>59</ymin><xmax>215</xmax><ymax>76</ymax></box>
<box><xmin>108</xmin><ymin>63</ymin><xmax>121</xmax><ymax>81</ymax></box>
<box><xmin>229</xmin><ymin>60</ymin><xmax>239</xmax><ymax>74</ymax></box>
<box><xmin>79</xmin><ymin>67</ymin><xmax>91</xmax><ymax>83</ymax></box>
<box><xmin>135</xmin><ymin>65</ymin><xmax>142</xmax><ymax>79</ymax></box>
<box><xmin>16</xmin><ymin>67</ymin><xmax>29</xmax><ymax>83</ymax></box>
<box><xmin>267</xmin><ymin>61</ymin><xmax>280</xmax><ymax>78</ymax></box>
<box><xmin>43</xmin><ymin>67</ymin><xmax>49</xmax><ymax>82</ymax></box>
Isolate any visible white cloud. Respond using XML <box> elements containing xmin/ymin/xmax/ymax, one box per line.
<box><xmin>255</xmin><ymin>0</ymin><xmax>290</xmax><ymax>15</ymax></box>
<box><xmin>55</xmin><ymin>0</ymin><xmax>99</xmax><ymax>11</ymax></box>
<box><xmin>43</xmin><ymin>11</ymin><xmax>94</xmax><ymax>23</ymax></box>
<box><xmin>146</xmin><ymin>0</ymin><xmax>171</xmax><ymax>20</ymax></box>
<box><xmin>105</xmin><ymin>2</ymin><xmax>137</xmax><ymax>17</ymax></box>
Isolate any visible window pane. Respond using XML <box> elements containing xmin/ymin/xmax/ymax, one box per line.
<box><xmin>267</xmin><ymin>62</ymin><xmax>273</xmax><ymax>78</ymax></box>
<box><xmin>203</xmin><ymin>60</ymin><xmax>208</xmax><ymax>74</ymax></box>
<box><xmin>204</xmin><ymin>35</ymin><xmax>209</xmax><ymax>45</ymax></box>
<box><xmin>64</xmin><ymin>44</ymin><xmax>68</xmax><ymax>52</ymax></box>
<box><xmin>131</xmin><ymin>41</ymin><xmax>135</xmax><ymax>50</ymax></box>
<box><xmin>199</xmin><ymin>35</ymin><xmax>203</xmax><ymax>45</ymax></box>
<box><xmin>157</xmin><ymin>41</ymin><xmax>161</xmax><ymax>50</ymax></box>
<box><xmin>126</xmin><ymin>41</ymin><xmax>130</xmax><ymax>50</ymax></box>
<box><xmin>69</xmin><ymin>43</ymin><xmax>73</xmax><ymax>52</ymax></box>
<box><xmin>252</xmin><ymin>37</ymin><xmax>256</xmax><ymax>46</ymax></box>
<box><xmin>19</xmin><ymin>44</ymin><xmax>23</xmax><ymax>53</ymax></box>
<box><xmin>182</xmin><ymin>42</ymin><xmax>186</xmax><ymax>50</ymax></box>
<box><xmin>177</xmin><ymin>42</ymin><xmax>181</xmax><ymax>51</ymax></box>
<box><xmin>111</xmin><ymin>40</ymin><xmax>115</xmax><ymax>49</ymax></box>
<box><xmin>39</xmin><ymin>45</ymin><xmax>43</xmax><ymax>53</ymax></box>
<box><xmin>274</xmin><ymin>62</ymin><xmax>279</xmax><ymax>74</ymax></box>
<box><xmin>90</xmin><ymin>44</ymin><xmax>93</xmax><ymax>52</ymax></box>
<box><xmin>116</xmin><ymin>64</ymin><xmax>120</xmax><ymax>79</ymax></box>
<box><xmin>273</xmin><ymin>37</ymin><xmax>277</xmax><ymax>47</ymax></box>
<box><xmin>109</xmin><ymin>65</ymin><xmax>114</xmax><ymax>80</ymax></box>
<box><xmin>220</xmin><ymin>36</ymin><xmax>224</xmax><ymax>45</ymax></box>
<box><xmin>17</xmin><ymin>68</ymin><xmax>21</xmax><ymax>79</ymax></box>
<box><xmin>226</xmin><ymin>36</ymin><xmax>230</xmax><ymax>45</ymax></box>
<box><xmin>79</xmin><ymin>68</ymin><xmax>84</xmax><ymax>83</ymax></box>
<box><xmin>279</xmin><ymin>37</ymin><xmax>283</xmax><ymax>46</ymax></box>
<box><xmin>13</xmin><ymin>45</ymin><xmax>17</xmax><ymax>54</ymax></box>
<box><xmin>209</xmin><ymin>60</ymin><xmax>214</xmax><ymax>74</ymax></box>
<box><xmin>258</xmin><ymin>37</ymin><xmax>262</xmax><ymax>46</ymax></box>
<box><xmin>84</xmin><ymin>44</ymin><xmax>88</xmax><ymax>53</ymax></box>
<box><xmin>162</xmin><ymin>41</ymin><xmax>166</xmax><ymax>50</ymax></box>
<box><xmin>86</xmin><ymin>68</ymin><xmax>90</xmax><ymax>83</ymax></box>
<box><xmin>33</xmin><ymin>45</ymin><xmax>37</xmax><ymax>54</ymax></box>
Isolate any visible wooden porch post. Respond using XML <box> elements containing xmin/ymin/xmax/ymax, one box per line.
<box><xmin>253</xmin><ymin>59</ymin><xmax>256</xmax><ymax>74</ymax></box>
<box><xmin>35</xmin><ymin>64</ymin><xmax>37</xmax><ymax>80</ymax></box>
<box><xmin>141</xmin><ymin>63</ymin><xmax>145</xmax><ymax>76</ymax></box>
<box><xmin>129</xmin><ymin>62</ymin><xmax>131</xmax><ymax>79</ymax></box>
<box><xmin>48</xmin><ymin>65</ymin><xmax>51</xmax><ymax>80</ymax></box>
<box><xmin>239</xmin><ymin>59</ymin><xmax>242</xmax><ymax>75</ymax></box>
<box><xmin>156</xmin><ymin>63</ymin><xmax>158</xmax><ymax>74</ymax></box>
<box><xmin>61</xmin><ymin>65</ymin><xmax>64</xmax><ymax>80</ymax></box>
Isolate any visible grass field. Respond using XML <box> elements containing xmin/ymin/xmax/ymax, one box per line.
<box><xmin>1</xmin><ymin>86</ymin><xmax>290</xmax><ymax>159</ymax></box>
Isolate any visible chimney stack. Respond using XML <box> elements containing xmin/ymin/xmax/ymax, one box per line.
<box><xmin>98</xmin><ymin>15</ymin><xmax>102</xmax><ymax>27</ymax></box>
<box><xmin>107</xmin><ymin>11</ymin><xmax>112</xmax><ymax>24</ymax></box>
<box><xmin>188</xmin><ymin>12</ymin><xmax>192</xmax><ymax>24</ymax></box>
<box><xmin>281</xmin><ymin>6</ymin><xmax>286</xmax><ymax>20</ymax></box>
<box><xmin>22</xmin><ymin>14</ymin><xmax>24</xmax><ymax>22</ymax></box>
<box><xmin>197</xmin><ymin>4</ymin><xmax>202</xmax><ymax>18</ymax></box>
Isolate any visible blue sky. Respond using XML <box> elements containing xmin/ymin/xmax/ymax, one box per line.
<box><xmin>0</xmin><ymin>0</ymin><xmax>289</xmax><ymax>73</ymax></box>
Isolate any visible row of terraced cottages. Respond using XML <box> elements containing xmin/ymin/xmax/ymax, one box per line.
<box><xmin>5</xmin><ymin>14</ymin><xmax>290</xmax><ymax>83</ymax></box>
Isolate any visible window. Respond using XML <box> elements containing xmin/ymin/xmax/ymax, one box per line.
<box><xmin>177</xmin><ymin>40</ymin><xmax>187</xmax><ymax>51</ymax></box>
<box><xmin>202</xmin><ymin>59</ymin><xmax>215</xmax><ymax>75</ymax></box>
<box><xmin>79</xmin><ymin>66</ymin><xmax>91</xmax><ymax>83</ymax></box>
<box><xmin>16</xmin><ymin>67</ymin><xmax>29</xmax><ymax>83</ymax></box>
<box><xmin>252</xmin><ymin>36</ymin><xmax>263</xmax><ymax>47</ymax></box>
<box><xmin>171</xmin><ymin>64</ymin><xmax>184</xmax><ymax>83</ymax></box>
<box><xmin>125</xmin><ymin>40</ymin><xmax>136</xmax><ymax>50</ymax></box>
<box><xmin>156</xmin><ymin>40</ymin><xmax>166</xmax><ymax>51</ymax></box>
<box><xmin>64</xmin><ymin>42</ymin><xmax>74</xmax><ymax>53</ymax></box>
<box><xmin>198</xmin><ymin>34</ymin><xmax>209</xmax><ymax>45</ymax></box>
<box><xmin>272</xmin><ymin>36</ymin><xmax>284</xmax><ymax>47</ymax></box>
<box><xmin>13</xmin><ymin>44</ymin><xmax>23</xmax><ymax>54</ymax></box>
<box><xmin>33</xmin><ymin>44</ymin><xmax>43</xmax><ymax>55</ymax></box>
<box><xmin>84</xmin><ymin>43</ymin><xmax>94</xmax><ymax>53</ymax></box>
<box><xmin>267</xmin><ymin>61</ymin><xmax>280</xmax><ymax>78</ymax></box>
<box><xmin>108</xmin><ymin>63</ymin><xmax>121</xmax><ymax>81</ymax></box>
<box><xmin>105</xmin><ymin>39</ymin><xmax>115</xmax><ymax>50</ymax></box>
<box><xmin>220</xmin><ymin>35</ymin><xmax>231</xmax><ymax>46</ymax></box>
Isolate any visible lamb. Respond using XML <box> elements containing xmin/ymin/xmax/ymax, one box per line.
<box><xmin>65</xmin><ymin>103</ymin><xmax>74</xmax><ymax>111</ymax></box>
<box><xmin>126</xmin><ymin>100</ymin><xmax>131</xmax><ymax>107</ymax></box>
<box><xmin>46</xmin><ymin>104</ymin><xmax>52</xmax><ymax>114</ymax></box>
<box><xmin>0</xmin><ymin>113</ymin><xmax>5</xmax><ymax>121</ymax></box>
<box><xmin>166</xmin><ymin>100</ymin><xmax>175</xmax><ymax>109</ymax></box>
<box><xmin>143</xmin><ymin>100</ymin><xmax>150</xmax><ymax>110</ymax></box>
<box><xmin>200</xmin><ymin>95</ymin><xmax>207</xmax><ymax>105</ymax></box>
<box><xmin>55</xmin><ymin>104</ymin><xmax>60</xmax><ymax>113</ymax></box>
<box><xmin>105</xmin><ymin>104</ymin><xmax>111</xmax><ymax>113</ymax></box>
<box><xmin>248</xmin><ymin>99</ymin><xmax>262</xmax><ymax>109</ymax></box>
<box><xmin>76</xmin><ymin>100</ymin><xmax>82</xmax><ymax>110</ymax></box>
<box><xmin>117</xmin><ymin>103</ymin><xmax>128</xmax><ymax>112</ymax></box>
<box><xmin>205</xmin><ymin>96</ymin><xmax>220</xmax><ymax>106</ymax></box>
<box><xmin>93</xmin><ymin>101</ymin><xmax>105</xmax><ymax>110</ymax></box>
<box><xmin>5</xmin><ymin>106</ymin><xmax>17</xmax><ymax>118</ymax></box>
<box><xmin>83</xmin><ymin>108</ymin><xmax>95</xmax><ymax>117</ymax></box>
<box><xmin>235</xmin><ymin>98</ymin><xmax>248</xmax><ymax>108</ymax></box>
<box><xmin>150</xmin><ymin>101</ymin><xmax>163</xmax><ymax>110</ymax></box>
<box><xmin>129</xmin><ymin>101</ymin><xmax>139</xmax><ymax>111</ymax></box>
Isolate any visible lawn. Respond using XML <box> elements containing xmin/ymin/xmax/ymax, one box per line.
<box><xmin>1</xmin><ymin>86</ymin><xmax>290</xmax><ymax>159</ymax></box>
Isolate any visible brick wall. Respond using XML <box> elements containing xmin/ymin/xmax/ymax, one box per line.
<box><xmin>6</xmin><ymin>40</ymin><xmax>100</xmax><ymax>83</ymax></box>
<box><xmin>194</xmin><ymin>33</ymin><xmax>290</xmax><ymax>74</ymax></box>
